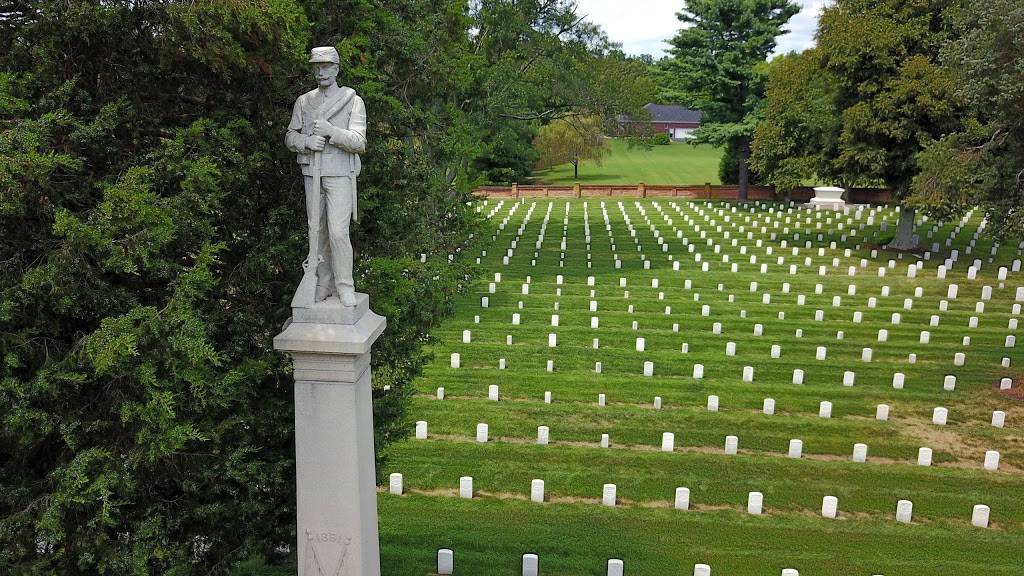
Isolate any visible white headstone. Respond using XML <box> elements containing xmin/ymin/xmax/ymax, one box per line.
<box><xmin>675</xmin><ymin>487</ymin><xmax>691</xmax><ymax>510</ymax></box>
<box><xmin>793</xmin><ymin>369</ymin><xmax>805</xmax><ymax>385</ymax></box>
<box><xmin>788</xmin><ymin>439</ymin><xmax>803</xmax><ymax>459</ymax></box>
<box><xmin>822</xmin><ymin>495</ymin><xmax>838</xmax><ymax>519</ymax></box>
<box><xmin>438</xmin><ymin>549</ymin><xmax>455</xmax><ymax>575</ymax></box>
<box><xmin>531</xmin><ymin>479</ymin><xmax>545</xmax><ymax>503</ymax></box>
<box><xmin>602</xmin><ymin>484</ymin><xmax>617</xmax><ymax>507</ymax></box>
<box><xmin>896</xmin><ymin>500</ymin><xmax>913</xmax><ymax>523</ymax></box>
<box><xmin>893</xmin><ymin>372</ymin><xmax>905</xmax><ymax>389</ymax></box>
<box><xmin>876</xmin><ymin>404</ymin><xmax>890</xmax><ymax>421</ymax></box>
<box><xmin>389</xmin><ymin>472</ymin><xmax>403</xmax><ymax>495</ymax></box>
<box><xmin>747</xmin><ymin>491</ymin><xmax>763</xmax><ymax>515</ymax></box>
<box><xmin>537</xmin><ymin>426</ymin><xmax>549</xmax><ymax>445</ymax></box>
<box><xmin>661</xmin><ymin>432</ymin><xmax>675</xmax><ymax>452</ymax></box>
<box><xmin>992</xmin><ymin>411</ymin><xmax>1006</xmax><ymax>428</ymax></box>
<box><xmin>707</xmin><ymin>395</ymin><xmax>719</xmax><ymax>412</ymax></box>
<box><xmin>970</xmin><ymin>504</ymin><xmax>991</xmax><ymax>528</ymax></box>
<box><xmin>984</xmin><ymin>450</ymin><xmax>1000</xmax><ymax>471</ymax></box>
<box><xmin>725</xmin><ymin>435</ymin><xmax>739</xmax><ymax>455</ymax></box>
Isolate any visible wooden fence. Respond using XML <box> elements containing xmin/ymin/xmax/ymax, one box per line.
<box><xmin>473</xmin><ymin>183</ymin><xmax>891</xmax><ymax>204</ymax></box>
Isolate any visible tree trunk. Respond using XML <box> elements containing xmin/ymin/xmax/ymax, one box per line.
<box><xmin>737</xmin><ymin>138</ymin><xmax>750</xmax><ymax>201</ymax></box>
<box><xmin>573</xmin><ymin>159</ymin><xmax>578</xmax><ymax>180</ymax></box>
<box><xmin>887</xmin><ymin>206</ymin><xmax>918</xmax><ymax>250</ymax></box>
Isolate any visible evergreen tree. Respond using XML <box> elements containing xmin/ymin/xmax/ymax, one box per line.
<box><xmin>0</xmin><ymin>1</ymin><xmax>477</xmax><ymax>573</ymax></box>
<box><xmin>663</xmin><ymin>0</ymin><xmax>800</xmax><ymax>200</ymax></box>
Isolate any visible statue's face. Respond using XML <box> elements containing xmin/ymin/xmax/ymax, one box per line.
<box><xmin>314</xmin><ymin>63</ymin><xmax>338</xmax><ymax>88</ymax></box>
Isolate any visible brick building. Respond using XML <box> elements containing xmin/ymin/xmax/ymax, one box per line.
<box><xmin>620</xmin><ymin>103</ymin><xmax>703</xmax><ymax>140</ymax></box>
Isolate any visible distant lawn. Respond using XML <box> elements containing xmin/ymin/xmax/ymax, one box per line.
<box><xmin>533</xmin><ymin>138</ymin><xmax>724</xmax><ymax>185</ymax></box>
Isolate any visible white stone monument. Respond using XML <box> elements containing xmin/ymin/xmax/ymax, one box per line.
<box><xmin>807</xmin><ymin>186</ymin><xmax>846</xmax><ymax>210</ymax></box>
<box><xmin>275</xmin><ymin>46</ymin><xmax>386</xmax><ymax>576</ymax></box>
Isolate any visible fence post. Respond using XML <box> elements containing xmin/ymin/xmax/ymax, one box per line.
<box><xmin>705</xmin><ymin>182</ymin><xmax>712</xmax><ymax>199</ymax></box>
<box><xmin>511</xmin><ymin>183</ymin><xmax>518</xmax><ymax>198</ymax></box>
<box><xmin>638</xmin><ymin>182</ymin><xmax>646</xmax><ymax>198</ymax></box>
<box><xmin>574</xmin><ymin>183</ymin><xmax>581</xmax><ymax>198</ymax></box>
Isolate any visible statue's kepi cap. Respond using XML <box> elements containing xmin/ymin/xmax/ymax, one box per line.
<box><xmin>309</xmin><ymin>46</ymin><xmax>340</xmax><ymax>64</ymax></box>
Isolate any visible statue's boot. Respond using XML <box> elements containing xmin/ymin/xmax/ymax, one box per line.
<box><xmin>314</xmin><ymin>284</ymin><xmax>332</xmax><ymax>302</ymax></box>
<box><xmin>339</xmin><ymin>289</ymin><xmax>357</xmax><ymax>307</ymax></box>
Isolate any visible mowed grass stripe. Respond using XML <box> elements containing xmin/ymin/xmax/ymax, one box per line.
<box><xmin>379</xmin><ymin>496</ymin><xmax>1024</xmax><ymax>575</ymax></box>
<box><xmin>383</xmin><ymin>441</ymin><xmax>1024</xmax><ymax>526</ymax></box>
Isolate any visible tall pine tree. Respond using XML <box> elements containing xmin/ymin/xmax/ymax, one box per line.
<box><xmin>663</xmin><ymin>0</ymin><xmax>799</xmax><ymax>199</ymax></box>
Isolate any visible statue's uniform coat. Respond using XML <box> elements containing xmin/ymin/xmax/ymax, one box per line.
<box><xmin>286</xmin><ymin>86</ymin><xmax>366</xmax><ymax>299</ymax></box>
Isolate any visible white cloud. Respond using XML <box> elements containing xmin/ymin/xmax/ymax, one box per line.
<box><xmin>573</xmin><ymin>0</ymin><xmax>826</xmax><ymax>59</ymax></box>
<box><xmin>774</xmin><ymin>0</ymin><xmax>828</xmax><ymax>57</ymax></box>
<box><xmin>571</xmin><ymin>0</ymin><xmax>684</xmax><ymax>58</ymax></box>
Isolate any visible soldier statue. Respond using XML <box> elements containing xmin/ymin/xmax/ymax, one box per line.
<box><xmin>286</xmin><ymin>46</ymin><xmax>367</xmax><ymax>308</ymax></box>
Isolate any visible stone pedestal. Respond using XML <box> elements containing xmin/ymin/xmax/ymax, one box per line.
<box><xmin>806</xmin><ymin>186</ymin><xmax>846</xmax><ymax>210</ymax></box>
<box><xmin>274</xmin><ymin>293</ymin><xmax>387</xmax><ymax>576</ymax></box>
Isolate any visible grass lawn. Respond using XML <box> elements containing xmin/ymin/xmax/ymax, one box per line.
<box><xmin>533</xmin><ymin>138</ymin><xmax>724</xmax><ymax>185</ymax></box>
<box><xmin>378</xmin><ymin>199</ymin><xmax>1024</xmax><ymax>574</ymax></box>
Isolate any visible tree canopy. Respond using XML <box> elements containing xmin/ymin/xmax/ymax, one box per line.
<box><xmin>460</xmin><ymin>0</ymin><xmax>655</xmax><ymax>184</ymax></box>
<box><xmin>750</xmin><ymin>48</ymin><xmax>840</xmax><ymax>194</ymax></box>
<box><xmin>661</xmin><ymin>0</ymin><xmax>800</xmax><ymax>199</ymax></box>
<box><xmin>910</xmin><ymin>0</ymin><xmax>1024</xmax><ymax>239</ymax></box>
<box><xmin>752</xmin><ymin>0</ymin><xmax>962</xmax><ymax>248</ymax></box>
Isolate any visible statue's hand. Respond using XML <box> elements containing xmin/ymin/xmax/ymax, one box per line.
<box><xmin>307</xmin><ymin>135</ymin><xmax>326</xmax><ymax>151</ymax></box>
<box><xmin>312</xmin><ymin>119</ymin><xmax>334</xmax><ymax>137</ymax></box>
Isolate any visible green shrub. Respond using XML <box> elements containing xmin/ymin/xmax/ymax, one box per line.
<box><xmin>652</xmin><ymin>132</ymin><xmax>672</xmax><ymax>145</ymax></box>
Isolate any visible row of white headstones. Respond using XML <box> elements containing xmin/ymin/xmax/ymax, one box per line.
<box><xmin>424</xmin><ymin>380</ymin><xmax>1013</xmax><ymax>428</ymax></box>
<box><xmin>435</xmin><ymin>543</ymin><xmax>941</xmax><ymax>576</ymax></box>
<box><xmin>397</xmin><ymin>471</ymin><xmax>991</xmax><ymax>520</ymax></box>
<box><xmin>393</xmin><ymin>471</ymin><xmax>993</xmax><ymax>525</ymax></box>
<box><xmin>410</xmin><ymin>417</ymin><xmax>1005</xmax><ymax>470</ymax></box>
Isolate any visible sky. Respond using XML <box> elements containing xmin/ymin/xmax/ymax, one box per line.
<box><xmin>573</xmin><ymin>0</ymin><xmax>828</xmax><ymax>60</ymax></box>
